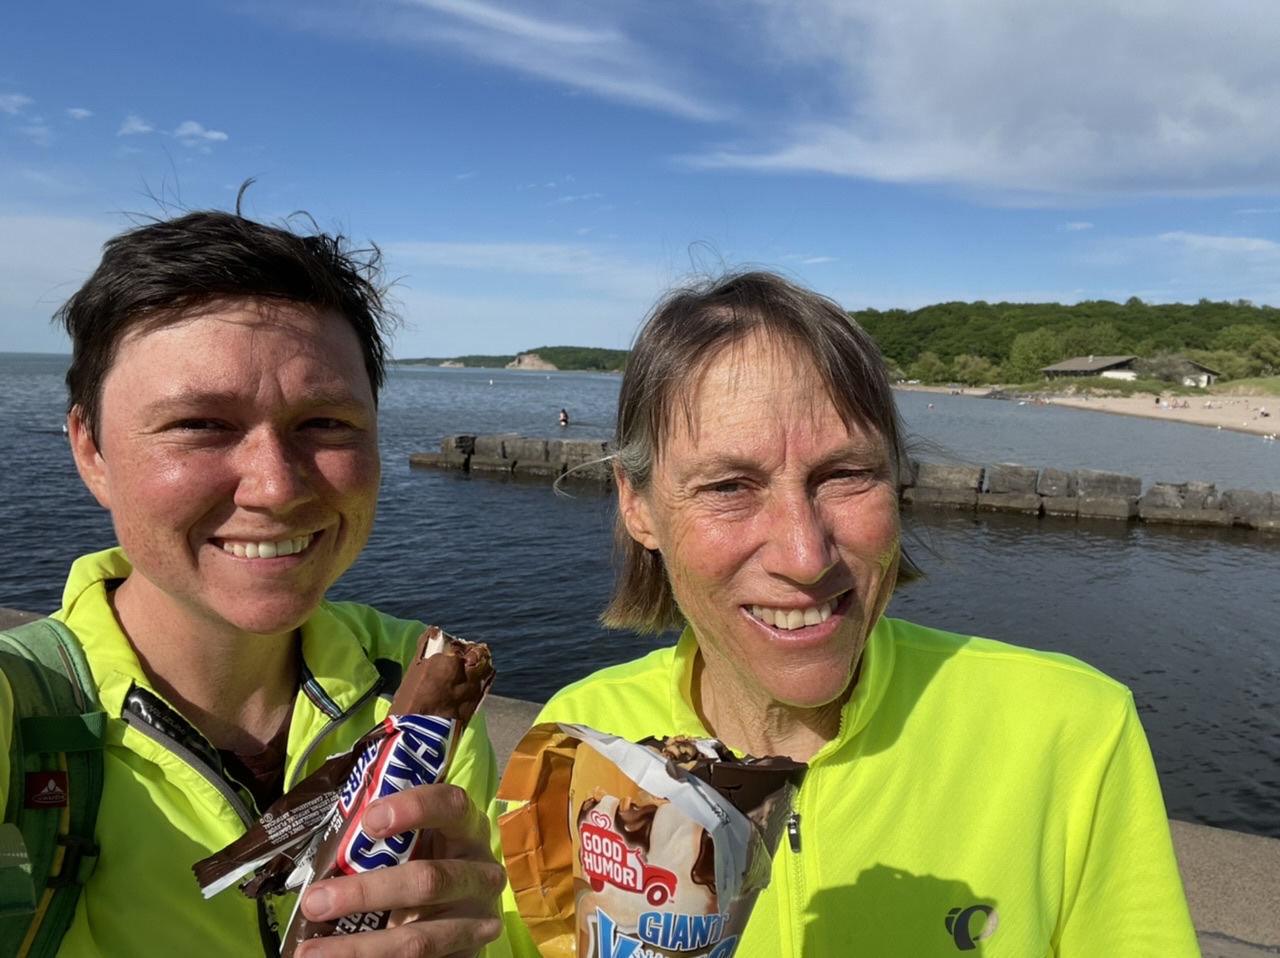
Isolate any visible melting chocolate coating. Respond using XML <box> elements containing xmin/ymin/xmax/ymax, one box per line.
<box><xmin>639</xmin><ymin>735</ymin><xmax>807</xmax><ymax>818</ymax></box>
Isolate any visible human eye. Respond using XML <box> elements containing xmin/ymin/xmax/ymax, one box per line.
<box><xmin>169</xmin><ymin>418</ymin><xmax>230</xmax><ymax>432</ymax></box>
<box><xmin>300</xmin><ymin>414</ymin><xmax>369</xmax><ymax>442</ymax></box>
<box><xmin>821</xmin><ymin>462</ymin><xmax>885</xmax><ymax>490</ymax></box>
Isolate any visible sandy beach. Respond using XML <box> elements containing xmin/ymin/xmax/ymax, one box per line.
<box><xmin>897</xmin><ymin>385</ymin><xmax>1277</xmax><ymax>438</ymax></box>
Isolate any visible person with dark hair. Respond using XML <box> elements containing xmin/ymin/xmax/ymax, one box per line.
<box><xmin>2</xmin><ymin>199</ymin><xmax>509</xmax><ymax>957</ymax></box>
<box><xmin>504</xmin><ymin>271</ymin><xmax>1197</xmax><ymax>956</ymax></box>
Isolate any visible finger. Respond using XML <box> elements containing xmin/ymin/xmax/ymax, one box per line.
<box><xmin>301</xmin><ymin>857</ymin><xmax>507</xmax><ymax>922</ymax></box>
<box><xmin>362</xmin><ymin>783</ymin><xmax>490</xmax><ymax>847</ymax></box>
<box><xmin>294</xmin><ymin>912</ymin><xmax>503</xmax><ymax>958</ymax></box>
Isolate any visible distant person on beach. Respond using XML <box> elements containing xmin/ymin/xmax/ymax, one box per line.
<box><xmin>502</xmin><ymin>271</ymin><xmax>1198</xmax><ymax>956</ymax></box>
<box><xmin>558</xmin><ymin>408</ymin><xmax>569</xmax><ymax>427</ymax></box>
<box><xmin>0</xmin><ymin>196</ymin><xmax>509</xmax><ymax>957</ymax></box>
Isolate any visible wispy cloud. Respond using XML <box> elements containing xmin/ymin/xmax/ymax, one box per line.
<box><xmin>287</xmin><ymin>0</ymin><xmax>727</xmax><ymax>121</ymax></box>
<box><xmin>173</xmin><ymin>120</ymin><xmax>229</xmax><ymax>145</ymax></box>
<box><xmin>117</xmin><ymin>114</ymin><xmax>153</xmax><ymax>135</ymax></box>
<box><xmin>679</xmin><ymin>0</ymin><xmax>1280</xmax><ymax>199</ymax></box>
<box><xmin>1064</xmin><ymin>221</ymin><xmax>1094</xmax><ymax>232</ymax></box>
<box><xmin>66</xmin><ymin>107</ymin><xmax>92</xmax><ymax>120</ymax></box>
<box><xmin>801</xmin><ymin>256</ymin><xmax>835</xmax><ymax>265</ymax></box>
<box><xmin>1157</xmin><ymin>231</ymin><xmax>1280</xmax><ymax>255</ymax></box>
<box><xmin>20</xmin><ymin>121</ymin><xmax>53</xmax><ymax>146</ymax></box>
<box><xmin>386</xmin><ymin>239</ymin><xmax>661</xmax><ymax>299</ymax></box>
<box><xmin>550</xmin><ymin>192</ymin><xmax>602</xmax><ymax>204</ymax></box>
<box><xmin>0</xmin><ymin>93</ymin><xmax>33</xmax><ymax>115</ymax></box>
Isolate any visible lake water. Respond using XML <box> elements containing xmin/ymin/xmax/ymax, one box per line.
<box><xmin>1</xmin><ymin>353</ymin><xmax>1277</xmax><ymax>838</ymax></box>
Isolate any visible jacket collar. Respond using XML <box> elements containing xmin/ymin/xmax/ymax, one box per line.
<box><xmin>668</xmin><ymin>616</ymin><xmax>898</xmax><ymax>760</ymax></box>
<box><xmin>56</xmin><ymin>547</ymin><xmax>382</xmax><ymax>731</ymax></box>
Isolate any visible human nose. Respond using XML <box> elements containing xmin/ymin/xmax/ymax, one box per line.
<box><xmin>233</xmin><ymin>428</ymin><xmax>313</xmax><ymax>511</ymax></box>
<box><xmin>759</xmin><ymin>490</ymin><xmax>838</xmax><ymax>584</ymax></box>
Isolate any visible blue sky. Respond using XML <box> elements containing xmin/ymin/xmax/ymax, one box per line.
<box><xmin>4</xmin><ymin>0</ymin><xmax>1280</xmax><ymax>358</ymax></box>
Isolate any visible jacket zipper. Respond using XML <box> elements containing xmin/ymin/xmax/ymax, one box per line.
<box><xmin>285</xmin><ymin>679</ymin><xmax>384</xmax><ymax>790</ymax></box>
<box><xmin>121</xmin><ymin>678</ymin><xmax>381</xmax><ymax>956</ymax></box>
<box><xmin>787</xmin><ymin>812</ymin><xmax>801</xmax><ymax>852</ymax></box>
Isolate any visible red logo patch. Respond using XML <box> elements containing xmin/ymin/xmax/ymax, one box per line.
<box><xmin>25</xmin><ymin>771</ymin><xmax>69</xmax><ymax>809</ymax></box>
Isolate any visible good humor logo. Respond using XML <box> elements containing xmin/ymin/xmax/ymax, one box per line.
<box><xmin>590</xmin><ymin>908</ymin><xmax>738</xmax><ymax>958</ymax></box>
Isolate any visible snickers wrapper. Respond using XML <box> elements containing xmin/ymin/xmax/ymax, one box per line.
<box><xmin>497</xmin><ymin>723</ymin><xmax>804</xmax><ymax>958</ymax></box>
<box><xmin>193</xmin><ymin>627</ymin><xmax>495</xmax><ymax>956</ymax></box>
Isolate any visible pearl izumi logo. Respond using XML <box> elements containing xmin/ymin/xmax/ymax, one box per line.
<box><xmin>945</xmin><ymin>904</ymin><xmax>999</xmax><ymax>950</ymax></box>
<box><xmin>25</xmin><ymin>771</ymin><xmax>69</xmax><ymax>809</ymax></box>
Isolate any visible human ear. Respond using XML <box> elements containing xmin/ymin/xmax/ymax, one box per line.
<box><xmin>615</xmin><ymin>463</ymin><xmax>661</xmax><ymax>553</ymax></box>
<box><xmin>68</xmin><ymin>409</ymin><xmax>112</xmax><ymax>509</ymax></box>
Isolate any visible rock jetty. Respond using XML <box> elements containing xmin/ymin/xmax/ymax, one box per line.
<box><xmin>411</xmin><ymin>434</ymin><xmax>1279</xmax><ymax>531</ymax></box>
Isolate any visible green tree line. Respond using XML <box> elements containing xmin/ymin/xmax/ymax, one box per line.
<box><xmin>852</xmin><ymin>298</ymin><xmax>1280</xmax><ymax>385</ymax></box>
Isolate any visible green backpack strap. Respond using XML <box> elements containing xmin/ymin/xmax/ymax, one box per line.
<box><xmin>0</xmin><ymin>619</ymin><xmax>106</xmax><ymax>958</ymax></box>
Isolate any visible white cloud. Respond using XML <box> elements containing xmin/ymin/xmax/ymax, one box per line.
<box><xmin>117</xmin><ymin>114</ymin><xmax>153</xmax><ymax>135</ymax></box>
<box><xmin>1156</xmin><ymin>231</ymin><xmax>1280</xmax><ymax>255</ymax></box>
<box><xmin>386</xmin><ymin>239</ymin><xmax>660</xmax><ymax>299</ymax></box>
<box><xmin>800</xmin><ymin>255</ymin><xmax>835</xmax><ymax>265</ymax></box>
<box><xmin>173</xmin><ymin>120</ymin><xmax>229</xmax><ymax>144</ymax></box>
<box><xmin>291</xmin><ymin>0</ymin><xmax>727</xmax><ymax>121</ymax></box>
<box><xmin>0</xmin><ymin>93</ymin><xmax>33</xmax><ymax>115</ymax></box>
<box><xmin>66</xmin><ymin>107</ymin><xmax>92</xmax><ymax>120</ymax></box>
<box><xmin>20</xmin><ymin>122</ymin><xmax>53</xmax><ymax>146</ymax></box>
<box><xmin>1064</xmin><ymin>222</ymin><xmax>1094</xmax><ymax>232</ymax></box>
<box><xmin>681</xmin><ymin>0</ymin><xmax>1280</xmax><ymax>198</ymax></box>
<box><xmin>1076</xmin><ymin>230</ymin><xmax>1280</xmax><ymax>305</ymax></box>
<box><xmin>550</xmin><ymin>192</ymin><xmax>602</xmax><ymax>204</ymax></box>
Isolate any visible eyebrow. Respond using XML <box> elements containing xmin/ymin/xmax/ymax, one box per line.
<box><xmin>140</xmin><ymin>389</ymin><xmax>371</xmax><ymax>416</ymax></box>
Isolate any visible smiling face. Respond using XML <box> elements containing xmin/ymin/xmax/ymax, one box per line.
<box><xmin>68</xmin><ymin>300</ymin><xmax>381</xmax><ymax>641</ymax></box>
<box><xmin>618</xmin><ymin>332</ymin><xmax>901</xmax><ymax>718</ymax></box>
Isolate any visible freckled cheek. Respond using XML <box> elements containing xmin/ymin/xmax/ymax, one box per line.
<box><xmin>112</xmin><ymin>453</ymin><xmax>232</xmax><ymax>516</ymax></box>
<box><xmin>666</xmin><ymin>518</ymin><xmax>751</xmax><ymax>586</ymax></box>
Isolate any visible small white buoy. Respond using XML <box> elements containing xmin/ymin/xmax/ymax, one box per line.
<box><xmin>489</xmin><ymin>379</ymin><xmax>494</xmax><ymax>385</ymax></box>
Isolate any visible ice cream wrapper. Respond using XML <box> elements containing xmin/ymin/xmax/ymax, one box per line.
<box><xmin>192</xmin><ymin>627</ymin><xmax>495</xmax><ymax>956</ymax></box>
<box><xmin>498</xmin><ymin>723</ymin><xmax>804</xmax><ymax>958</ymax></box>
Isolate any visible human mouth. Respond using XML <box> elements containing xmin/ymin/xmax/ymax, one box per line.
<box><xmin>218</xmin><ymin>534</ymin><xmax>314</xmax><ymax>559</ymax></box>
<box><xmin>749</xmin><ymin>591</ymin><xmax>848</xmax><ymax>631</ymax></box>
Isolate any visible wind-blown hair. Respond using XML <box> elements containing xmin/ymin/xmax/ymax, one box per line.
<box><xmin>603</xmin><ymin>270</ymin><xmax>919</xmax><ymax>634</ymax></box>
<box><xmin>57</xmin><ymin>192</ymin><xmax>394</xmax><ymax>444</ymax></box>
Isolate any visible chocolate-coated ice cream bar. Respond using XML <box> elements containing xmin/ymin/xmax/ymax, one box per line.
<box><xmin>498</xmin><ymin>724</ymin><xmax>804</xmax><ymax>958</ymax></box>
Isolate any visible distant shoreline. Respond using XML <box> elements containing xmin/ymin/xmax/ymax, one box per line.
<box><xmin>894</xmin><ymin>384</ymin><xmax>1276</xmax><ymax>438</ymax></box>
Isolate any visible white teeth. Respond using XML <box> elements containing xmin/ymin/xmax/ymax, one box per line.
<box><xmin>221</xmin><ymin>535</ymin><xmax>313</xmax><ymax>559</ymax></box>
<box><xmin>752</xmin><ymin>596</ymin><xmax>839</xmax><ymax>631</ymax></box>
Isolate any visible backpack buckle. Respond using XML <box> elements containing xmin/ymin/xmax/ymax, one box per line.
<box><xmin>47</xmin><ymin>834</ymin><xmax>100</xmax><ymax>888</ymax></box>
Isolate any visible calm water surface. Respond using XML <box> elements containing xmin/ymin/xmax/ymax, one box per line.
<box><xmin>1</xmin><ymin>354</ymin><xmax>1277</xmax><ymax>838</ymax></box>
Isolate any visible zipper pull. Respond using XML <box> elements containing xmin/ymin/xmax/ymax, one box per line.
<box><xmin>787</xmin><ymin>812</ymin><xmax>801</xmax><ymax>852</ymax></box>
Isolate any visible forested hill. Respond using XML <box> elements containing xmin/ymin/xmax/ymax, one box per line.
<box><xmin>397</xmin><ymin>301</ymin><xmax>1280</xmax><ymax>384</ymax></box>
<box><xmin>396</xmin><ymin>345</ymin><xmax>627</xmax><ymax>371</ymax></box>
<box><xmin>852</xmin><ymin>298</ymin><xmax>1280</xmax><ymax>383</ymax></box>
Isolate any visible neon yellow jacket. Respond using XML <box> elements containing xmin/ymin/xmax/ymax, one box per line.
<box><xmin>0</xmin><ymin>548</ymin><xmax>509</xmax><ymax>957</ymax></box>
<box><xmin>503</xmin><ymin>617</ymin><xmax>1199</xmax><ymax>957</ymax></box>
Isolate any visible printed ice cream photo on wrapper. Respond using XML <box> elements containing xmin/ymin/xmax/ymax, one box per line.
<box><xmin>192</xmin><ymin>627</ymin><xmax>495</xmax><ymax>957</ymax></box>
<box><xmin>497</xmin><ymin>723</ymin><xmax>804</xmax><ymax>958</ymax></box>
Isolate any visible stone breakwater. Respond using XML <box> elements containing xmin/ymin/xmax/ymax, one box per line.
<box><xmin>410</xmin><ymin>434</ymin><xmax>614</xmax><ymax>484</ymax></box>
<box><xmin>903</xmin><ymin>461</ymin><xmax>1280</xmax><ymax>531</ymax></box>
<box><xmin>411</xmin><ymin>434</ymin><xmax>1280</xmax><ymax>532</ymax></box>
